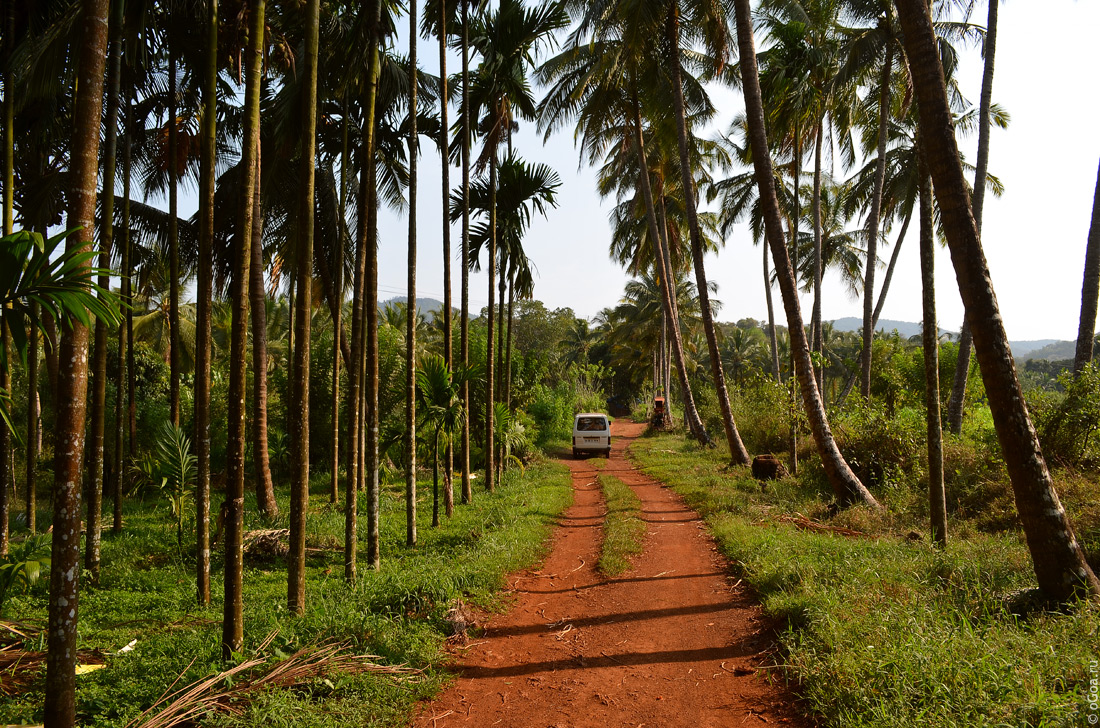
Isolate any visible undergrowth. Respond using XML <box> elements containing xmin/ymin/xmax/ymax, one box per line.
<box><xmin>629</xmin><ymin>432</ymin><xmax>1100</xmax><ymax>728</ymax></box>
<box><xmin>0</xmin><ymin>460</ymin><xmax>572</xmax><ymax>727</ymax></box>
<box><xmin>596</xmin><ymin>474</ymin><xmax>645</xmax><ymax>576</ymax></box>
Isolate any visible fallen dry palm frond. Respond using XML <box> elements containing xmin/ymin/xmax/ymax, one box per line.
<box><xmin>125</xmin><ymin>634</ymin><xmax>421</xmax><ymax>728</ymax></box>
<box><xmin>773</xmin><ymin>512</ymin><xmax>868</xmax><ymax>538</ymax></box>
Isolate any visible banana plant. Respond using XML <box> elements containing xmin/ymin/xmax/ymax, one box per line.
<box><xmin>0</xmin><ymin>533</ymin><xmax>51</xmax><ymax>617</ymax></box>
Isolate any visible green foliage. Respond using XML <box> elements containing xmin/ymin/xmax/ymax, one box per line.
<box><xmin>1027</xmin><ymin>363</ymin><xmax>1100</xmax><ymax>467</ymax></box>
<box><xmin>728</xmin><ymin>372</ymin><xmax>796</xmax><ymax>454</ymax></box>
<box><xmin>832</xmin><ymin>402</ymin><xmax>924</xmax><ymax>491</ymax></box>
<box><xmin>0</xmin><ymin>533</ymin><xmax>51</xmax><ymax>617</ymax></box>
<box><xmin>150</xmin><ymin>422</ymin><xmax>197</xmax><ymax>547</ymax></box>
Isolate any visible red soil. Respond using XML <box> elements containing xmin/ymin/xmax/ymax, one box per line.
<box><xmin>412</xmin><ymin>421</ymin><xmax>813</xmax><ymax>728</ymax></box>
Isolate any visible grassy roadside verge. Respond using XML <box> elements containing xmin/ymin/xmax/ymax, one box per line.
<box><xmin>1</xmin><ymin>460</ymin><xmax>572</xmax><ymax>728</ymax></box>
<box><xmin>629</xmin><ymin>432</ymin><xmax>1099</xmax><ymax>728</ymax></box>
<box><xmin>596</xmin><ymin>474</ymin><xmax>645</xmax><ymax>576</ymax></box>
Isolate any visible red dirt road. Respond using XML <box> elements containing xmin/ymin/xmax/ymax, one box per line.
<box><xmin>412</xmin><ymin>421</ymin><xmax>811</xmax><ymax>728</ymax></box>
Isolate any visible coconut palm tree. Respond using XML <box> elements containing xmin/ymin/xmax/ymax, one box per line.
<box><xmin>895</xmin><ymin>0</ymin><xmax>1098</xmax><ymax>600</ymax></box>
<box><xmin>536</xmin><ymin>28</ymin><xmax>712</xmax><ymax>442</ymax></box>
<box><xmin>1075</xmin><ymin>161</ymin><xmax>1100</xmax><ymax>376</ymax></box>
<box><xmin>731</xmin><ymin>0</ymin><xmax>879</xmax><ymax>509</ymax></box>
<box><xmin>661</xmin><ymin>0</ymin><xmax>751</xmax><ymax>465</ymax></box>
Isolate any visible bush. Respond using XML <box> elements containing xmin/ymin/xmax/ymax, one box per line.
<box><xmin>1027</xmin><ymin>363</ymin><xmax>1100</xmax><ymax>468</ymax></box>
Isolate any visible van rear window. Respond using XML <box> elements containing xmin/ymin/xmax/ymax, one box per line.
<box><xmin>577</xmin><ymin>417</ymin><xmax>607</xmax><ymax>432</ymax></box>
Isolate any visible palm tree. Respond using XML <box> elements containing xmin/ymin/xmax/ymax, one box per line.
<box><xmin>467</xmin><ymin>0</ymin><xmax>567</xmax><ymax>492</ymax></box>
<box><xmin>536</xmin><ymin>27</ymin><xmax>712</xmax><ymax>443</ymax></box>
<box><xmin>1074</xmin><ymin>161</ymin><xmax>1100</xmax><ymax>375</ymax></box>
<box><xmin>948</xmin><ymin>0</ymin><xmax>1000</xmax><ymax>417</ymax></box>
<box><xmin>917</xmin><ymin>147</ymin><xmax>945</xmax><ymax>545</ymax></box>
<box><xmin>731</xmin><ymin>0</ymin><xmax>879</xmax><ymax>509</ymax></box>
<box><xmin>405</xmin><ymin>0</ymin><xmax>421</xmax><ymax>548</ymax></box>
<box><xmin>895</xmin><ymin>0</ymin><xmax>1098</xmax><ymax>600</ymax></box>
<box><xmin>288</xmin><ymin>0</ymin><xmax>322</xmax><ymax>617</ymax></box>
<box><xmin>250</xmin><ymin>149</ymin><xmax>277</xmax><ymax>519</ymax></box>
<box><xmin>417</xmin><ymin>354</ymin><xmax>468</xmax><ymax>527</ymax></box>
<box><xmin>662</xmin><ymin>0</ymin><xmax>750</xmax><ymax>466</ymax></box>
<box><xmin>45</xmin><ymin>0</ymin><xmax>110</xmax><ymax>720</ymax></box>
<box><xmin>194</xmin><ymin>0</ymin><xmax>218</xmax><ymax>607</ymax></box>
<box><xmin>224</xmin><ymin>0</ymin><xmax>266</xmax><ymax>658</ymax></box>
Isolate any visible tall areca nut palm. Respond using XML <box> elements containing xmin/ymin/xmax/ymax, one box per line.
<box><xmin>406</xmin><ymin>0</ymin><xmax>420</xmax><ymax>547</ymax></box>
<box><xmin>732</xmin><ymin>0</ymin><xmax>880</xmax><ymax>509</ymax></box>
<box><xmin>195</xmin><ymin>0</ymin><xmax>218</xmax><ymax>607</ymax></box>
<box><xmin>224</xmin><ymin>0</ymin><xmax>266</xmax><ymax>658</ymax></box>
<box><xmin>895</xmin><ymin>0</ymin><xmax>1098</xmax><ymax>600</ymax></box>
<box><xmin>288</xmin><ymin>0</ymin><xmax>322</xmax><ymax>616</ymax></box>
<box><xmin>45</xmin><ymin>0</ymin><xmax>110</xmax><ymax>722</ymax></box>
<box><xmin>85</xmin><ymin>5</ymin><xmax>124</xmax><ymax>585</ymax></box>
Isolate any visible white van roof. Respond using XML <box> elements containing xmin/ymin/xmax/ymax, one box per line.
<box><xmin>575</xmin><ymin>413</ymin><xmax>608</xmax><ymax>419</ymax></box>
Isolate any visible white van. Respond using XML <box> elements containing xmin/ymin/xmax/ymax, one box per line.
<box><xmin>572</xmin><ymin>413</ymin><xmax>611</xmax><ymax>458</ymax></box>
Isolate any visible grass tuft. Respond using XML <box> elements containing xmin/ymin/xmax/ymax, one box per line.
<box><xmin>596</xmin><ymin>474</ymin><xmax>645</xmax><ymax>576</ymax></box>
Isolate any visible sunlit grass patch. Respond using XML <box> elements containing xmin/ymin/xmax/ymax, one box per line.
<box><xmin>597</xmin><ymin>474</ymin><xmax>645</xmax><ymax>576</ymax></box>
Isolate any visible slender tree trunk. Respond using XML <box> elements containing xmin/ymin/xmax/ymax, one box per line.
<box><xmin>366</xmin><ymin>143</ymin><xmax>381</xmax><ymax>567</ymax></box>
<box><xmin>224</xmin><ymin>0</ymin><xmax>265</xmax><ymax>659</ymax></box>
<box><xmin>460</xmin><ymin>0</ymin><xmax>472</xmax><ymax>506</ymax></box>
<box><xmin>288</xmin><ymin>0</ymin><xmax>320</xmax><ymax>615</ymax></box>
<box><xmin>0</xmin><ymin>0</ymin><xmax>14</xmax><ymax>559</ymax></box>
<box><xmin>505</xmin><ymin>276</ymin><xmax>514</xmax><ymax>410</ymax></box>
<box><xmin>123</xmin><ymin>103</ymin><xmax>136</xmax><ymax>461</ymax></box>
<box><xmin>250</xmin><ymin>149</ymin><xmax>278</xmax><ymax>518</ymax></box>
<box><xmin>812</xmin><ymin>123</ymin><xmax>824</xmax><ymax>391</ymax></box>
<box><xmin>1075</xmin><ymin>160</ymin><xmax>1100</xmax><ymax>375</ymax></box>
<box><xmin>406</xmin><ymin>0</ymin><xmax>419</xmax><ymax>547</ymax></box>
<box><xmin>26</xmin><ymin>302</ymin><xmax>39</xmax><ymax>533</ymax></box>
<box><xmin>332</xmin><ymin>113</ymin><xmax>348</xmax><ymax>504</ymax></box>
<box><xmin>763</xmin><ymin>243</ymin><xmax>781</xmax><ymax>382</ymax></box>
<box><xmin>438</xmin><ymin>0</ymin><xmax>454</xmax><ymax>516</ymax></box>
<box><xmin>629</xmin><ymin>85</ymin><xmax>708</xmax><ymax>443</ymax></box>
<box><xmin>346</xmin><ymin>136</ymin><xmax>366</xmax><ymax>583</ymax></box>
<box><xmin>432</xmin><ymin>429</ymin><xmax>440</xmax><ymax>527</ymax></box>
<box><xmin>861</xmin><ymin>43</ymin><xmax>894</xmax><ymax>400</ymax></box>
<box><xmin>194</xmin><ymin>0</ymin><xmax>217</xmax><ymax>607</ymax></box>
<box><xmin>45</xmin><ymin>0</ymin><xmax>109</xmax><ymax>721</ymax></box>
<box><xmin>666</xmin><ymin>5</ymin><xmax>750</xmax><ymax>465</ymax></box>
<box><xmin>86</xmin><ymin>14</ymin><xmax>122</xmax><ymax>585</ymax></box>
<box><xmin>896</xmin><ymin>0</ymin><xmax>1099</xmax><ymax>599</ymax></box>
<box><xmin>168</xmin><ymin>47</ymin><xmax>180</xmax><ymax>426</ymax></box>
<box><xmin>918</xmin><ymin>151</ymin><xmax>946</xmax><ymax>545</ymax></box>
<box><xmin>733</xmin><ymin>0</ymin><xmax>879</xmax><ymax>509</ymax></box>
<box><xmin>485</xmin><ymin>152</ymin><xmax>496</xmax><ymax>493</ymax></box>
<box><xmin>947</xmin><ymin>0</ymin><xmax>998</xmax><ymax>417</ymax></box>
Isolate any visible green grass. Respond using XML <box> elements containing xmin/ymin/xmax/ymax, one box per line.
<box><xmin>629</xmin><ymin>431</ymin><xmax>1100</xmax><ymax>728</ymax></box>
<box><xmin>1</xmin><ymin>460</ymin><xmax>572</xmax><ymax>727</ymax></box>
<box><xmin>596</xmin><ymin>474</ymin><xmax>645</xmax><ymax>576</ymax></box>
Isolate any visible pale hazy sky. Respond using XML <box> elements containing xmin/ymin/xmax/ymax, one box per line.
<box><xmin>157</xmin><ymin>1</ymin><xmax>1097</xmax><ymax>343</ymax></box>
<box><xmin>375</xmin><ymin>0</ymin><xmax>1100</xmax><ymax>343</ymax></box>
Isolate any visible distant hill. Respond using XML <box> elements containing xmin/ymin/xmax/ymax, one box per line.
<box><xmin>1020</xmin><ymin>339</ymin><xmax>1074</xmax><ymax>361</ymax></box>
<box><xmin>381</xmin><ymin>296</ymin><xmax>447</xmax><ymax>315</ymax></box>
<box><xmin>828</xmin><ymin>317</ymin><xmax>1064</xmax><ymax>360</ymax></box>
<box><xmin>830</xmin><ymin>316</ymin><xmax>952</xmax><ymax>340</ymax></box>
